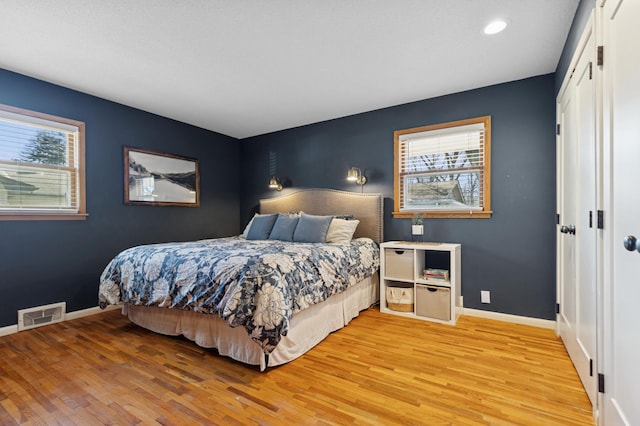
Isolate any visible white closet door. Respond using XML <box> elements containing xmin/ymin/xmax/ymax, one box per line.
<box><xmin>601</xmin><ymin>0</ymin><xmax>640</xmax><ymax>424</ymax></box>
<box><xmin>557</xmin><ymin>19</ymin><xmax>598</xmax><ymax>407</ymax></box>
<box><xmin>573</xmin><ymin>28</ymin><xmax>598</xmax><ymax>407</ymax></box>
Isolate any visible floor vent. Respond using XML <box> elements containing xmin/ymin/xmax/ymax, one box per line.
<box><xmin>18</xmin><ymin>302</ymin><xmax>66</xmax><ymax>331</ymax></box>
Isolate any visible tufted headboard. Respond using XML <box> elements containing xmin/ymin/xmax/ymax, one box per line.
<box><xmin>259</xmin><ymin>189</ymin><xmax>383</xmax><ymax>243</ymax></box>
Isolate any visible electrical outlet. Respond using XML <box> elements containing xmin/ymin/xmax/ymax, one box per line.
<box><xmin>481</xmin><ymin>290</ymin><xmax>491</xmax><ymax>304</ymax></box>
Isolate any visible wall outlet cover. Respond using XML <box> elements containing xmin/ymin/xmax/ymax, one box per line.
<box><xmin>481</xmin><ymin>290</ymin><xmax>491</xmax><ymax>304</ymax></box>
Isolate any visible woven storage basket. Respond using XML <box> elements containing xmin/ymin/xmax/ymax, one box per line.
<box><xmin>386</xmin><ymin>287</ymin><xmax>414</xmax><ymax>312</ymax></box>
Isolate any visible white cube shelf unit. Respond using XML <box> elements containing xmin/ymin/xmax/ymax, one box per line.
<box><xmin>380</xmin><ymin>241</ymin><xmax>462</xmax><ymax>325</ymax></box>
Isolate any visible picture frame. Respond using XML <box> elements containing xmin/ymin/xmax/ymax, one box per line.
<box><xmin>124</xmin><ymin>147</ymin><xmax>199</xmax><ymax>207</ymax></box>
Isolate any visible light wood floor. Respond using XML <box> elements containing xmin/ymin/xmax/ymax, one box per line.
<box><xmin>0</xmin><ymin>308</ymin><xmax>593</xmax><ymax>425</ymax></box>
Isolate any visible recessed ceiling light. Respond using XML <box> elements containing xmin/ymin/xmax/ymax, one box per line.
<box><xmin>484</xmin><ymin>19</ymin><xmax>508</xmax><ymax>35</ymax></box>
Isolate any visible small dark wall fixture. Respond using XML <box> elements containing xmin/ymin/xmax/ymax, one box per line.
<box><xmin>346</xmin><ymin>167</ymin><xmax>367</xmax><ymax>186</ymax></box>
<box><xmin>268</xmin><ymin>176</ymin><xmax>283</xmax><ymax>191</ymax></box>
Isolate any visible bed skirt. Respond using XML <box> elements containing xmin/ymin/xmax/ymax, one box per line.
<box><xmin>122</xmin><ymin>273</ymin><xmax>379</xmax><ymax>371</ymax></box>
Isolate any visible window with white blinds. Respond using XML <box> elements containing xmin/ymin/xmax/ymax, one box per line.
<box><xmin>394</xmin><ymin>116</ymin><xmax>491</xmax><ymax>218</ymax></box>
<box><xmin>0</xmin><ymin>104</ymin><xmax>86</xmax><ymax>220</ymax></box>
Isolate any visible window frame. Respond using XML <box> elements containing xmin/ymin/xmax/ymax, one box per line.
<box><xmin>0</xmin><ymin>103</ymin><xmax>86</xmax><ymax>221</ymax></box>
<box><xmin>393</xmin><ymin>115</ymin><xmax>492</xmax><ymax>219</ymax></box>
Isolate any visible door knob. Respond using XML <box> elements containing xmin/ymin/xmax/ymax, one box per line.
<box><xmin>623</xmin><ymin>235</ymin><xmax>640</xmax><ymax>252</ymax></box>
<box><xmin>560</xmin><ymin>225</ymin><xmax>576</xmax><ymax>235</ymax></box>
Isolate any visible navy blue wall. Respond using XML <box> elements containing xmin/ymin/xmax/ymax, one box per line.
<box><xmin>1</xmin><ymin>44</ymin><xmax>572</xmax><ymax>325</ymax></box>
<box><xmin>240</xmin><ymin>74</ymin><xmax>557</xmax><ymax>319</ymax></box>
<box><xmin>0</xmin><ymin>68</ymin><xmax>240</xmax><ymax>327</ymax></box>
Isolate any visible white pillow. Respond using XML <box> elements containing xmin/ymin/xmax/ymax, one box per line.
<box><xmin>325</xmin><ymin>218</ymin><xmax>360</xmax><ymax>243</ymax></box>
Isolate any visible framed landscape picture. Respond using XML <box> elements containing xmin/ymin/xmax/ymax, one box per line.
<box><xmin>124</xmin><ymin>147</ymin><xmax>199</xmax><ymax>207</ymax></box>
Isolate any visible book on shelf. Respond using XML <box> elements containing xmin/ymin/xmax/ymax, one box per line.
<box><xmin>423</xmin><ymin>268</ymin><xmax>449</xmax><ymax>281</ymax></box>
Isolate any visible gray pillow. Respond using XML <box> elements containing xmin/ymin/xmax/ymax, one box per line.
<box><xmin>269</xmin><ymin>214</ymin><xmax>299</xmax><ymax>241</ymax></box>
<box><xmin>293</xmin><ymin>212</ymin><xmax>333</xmax><ymax>243</ymax></box>
<box><xmin>246</xmin><ymin>214</ymin><xmax>277</xmax><ymax>240</ymax></box>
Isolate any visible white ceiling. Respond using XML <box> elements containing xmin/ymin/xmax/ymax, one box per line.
<box><xmin>0</xmin><ymin>1</ymin><xmax>579</xmax><ymax>139</ymax></box>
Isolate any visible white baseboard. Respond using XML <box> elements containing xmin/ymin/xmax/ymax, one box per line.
<box><xmin>2</xmin><ymin>304</ymin><xmax>555</xmax><ymax>336</ymax></box>
<box><xmin>0</xmin><ymin>324</ymin><xmax>18</xmax><ymax>337</ymax></box>
<box><xmin>463</xmin><ymin>307</ymin><xmax>556</xmax><ymax>330</ymax></box>
<box><xmin>0</xmin><ymin>304</ymin><xmax>120</xmax><ymax>338</ymax></box>
<box><xmin>65</xmin><ymin>304</ymin><xmax>120</xmax><ymax>321</ymax></box>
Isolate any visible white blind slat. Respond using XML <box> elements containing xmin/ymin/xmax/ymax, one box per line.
<box><xmin>404</xmin><ymin>131</ymin><xmax>483</xmax><ymax>154</ymax></box>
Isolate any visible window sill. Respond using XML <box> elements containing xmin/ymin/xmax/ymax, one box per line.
<box><xmin>393</xmin><ymin>211</ymin><xmax>492</xmax><ymax>219</ymax></box>
<box><xmin>0</xmin><ymin>213</ymin><xmax>88</xmax><ymax>221</ymax></box>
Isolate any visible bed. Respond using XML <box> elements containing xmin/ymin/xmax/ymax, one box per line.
<box><xmin>99</xmin><ymin>189</ymin><xmax>383</xmax><ymax>370</ymax></box>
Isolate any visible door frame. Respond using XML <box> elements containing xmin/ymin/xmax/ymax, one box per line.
<box><xmin>599</xmin><ymin>0</ymin><xmax>640</xmax><ymax>423</ymax></box>
<box><xmin>555</xmin><ymin>9</ymin><xmax>600</xmax><ymax>421</ymax></box>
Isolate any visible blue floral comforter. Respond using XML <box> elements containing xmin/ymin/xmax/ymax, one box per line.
<box><xmin>99</xmin><ymin>236</ymin><xmax>379</xmax><ymax>354</ymax></box>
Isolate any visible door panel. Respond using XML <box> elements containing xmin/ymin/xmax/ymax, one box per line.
<box><xmin>557</xmin><ymin>23</ymin><xmax>597</xmax><ymax>407</ymax></box>
<box><xmin>602</xmin><ymin>0</ymin><xmax>640</xmax><ymax>424</ymax></box>
<box><xmin>558</xmin><ymin>86</ymin><xmax>576</xmax><ymax>346</ymax></box>
<box><xmin>574</xmin><ymin>34</ymin><xmax>597</xmax><ymax>406</ymax></box>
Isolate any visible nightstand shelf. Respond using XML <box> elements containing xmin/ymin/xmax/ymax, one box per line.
<box><xmin>380</xmin><ymin>241</ymin><xmax>461</xmax><ymax>325</ymax></box>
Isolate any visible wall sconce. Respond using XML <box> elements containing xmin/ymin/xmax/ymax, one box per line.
<box><xmin>346</xmin><ymin>167</ymin><xmax>367</xmax><ymax>186</ymax></box>
<box><xmin>268</xmin><ymin>176</ymin><xmax>283</xmax><ymax>191</ymax></box>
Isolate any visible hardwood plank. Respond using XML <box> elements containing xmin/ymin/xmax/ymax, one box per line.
<box><xmin>0</xmin><ymin>308</ymin><xmax>593</xmax><ymax>425</ymax></box>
